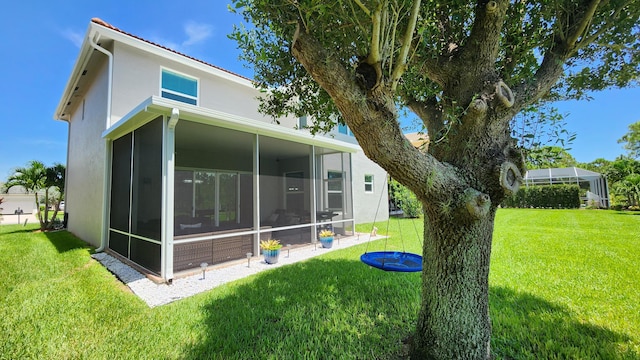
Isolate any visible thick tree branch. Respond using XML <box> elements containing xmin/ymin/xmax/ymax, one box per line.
<box><xmin>406</xmin><ymin>96</ymin><xmax>444</xmax><ymax>136</ymax></box>
<box><xmin>291</xmin><ymin>22</ymin><xmax>485</xmax><ymax>218</ymax></box>
<box><xmin>456</xmin><ymin>0</ymin><xmax>508</xmax><ymax>74</ymax></box>
<box><xmin>390</xmin><ymin>0</ymin><xmax>421</xmax><ymax>92</ymax></box>
<box><xmin>368</xmin><ymin>2</ymin><xmax>383</xmax><ymax>64</ymax></box>
<box><xmin>511</xmin><ymin>50</ymin><xmax>565</xmax><ymax>115</ymax></box>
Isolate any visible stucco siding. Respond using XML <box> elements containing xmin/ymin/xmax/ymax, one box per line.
<box><xmin>65</xmin><ymin>58</ymin><xmax>109</xmax><ymax>247</ymax></box>
<box><xmin>111</xmin><ymin>42</ymin><xmax>298</xmax><ymax>127</ymax></box>
<box><xmin>351</xmin><ymin>151</ymin><xmax>388</xmax><ymax>224</ymax></box>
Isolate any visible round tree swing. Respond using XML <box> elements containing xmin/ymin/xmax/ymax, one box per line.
<box><xmin>360</xmin><ymin>178</ymin><xmax>423</xmax><ymax>272</ymax></box>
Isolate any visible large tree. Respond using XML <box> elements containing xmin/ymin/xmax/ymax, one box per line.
<box><xmin>230</xmin><ymin>1</ymin><xmax>639</xmax><ymax>358</ymax></box>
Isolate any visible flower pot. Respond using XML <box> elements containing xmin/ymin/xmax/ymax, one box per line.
<box><xmin>319</xmin><ymin>236</ymin><xmax>334</xmax><ymax>248</ymax></box>
<box><xmin>263</xmin><ymin>249</ymin><xmax>280</xmax><ymax>264</ymax></box>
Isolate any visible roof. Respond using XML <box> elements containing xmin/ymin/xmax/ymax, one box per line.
<box><xmin>54</xmin><ymin>18</ymin><xmax>254</xmax><ymax>121</ymax></box>
<box><xmin>89</xmin><ymin>18</ymin><xmax>250</xmax><ymax>82</ymax></box>
<box><xmin>524</xmin><ymin>167</ymin><xmax>604</xmax><ymax>182</ymax></box>
<box><xmin>404</xmin><ymin>132</ymin><xmax>429</xmax><ymax>149</ymax></box>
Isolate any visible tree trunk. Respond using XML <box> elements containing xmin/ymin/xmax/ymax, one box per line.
<box><xmin>410</xmin><ymin>206</ymin><xmax>495</xmax><ymax>359</ymax></box>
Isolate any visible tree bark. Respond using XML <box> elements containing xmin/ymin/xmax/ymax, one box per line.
<box><xmin>410</xmin><ymin>206</ymin><xmax>495</xmax><ymax>359</ymax></box>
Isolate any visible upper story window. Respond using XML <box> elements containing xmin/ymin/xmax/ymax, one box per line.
<box><xmin>338</xmin><ymin>123</ymin><xmax>354</xmax><ymax>137</ymax></box>
<box><xmin>161</xmin><ymin>69</ymin><xmax>198</xmax><ymax>105</ymax></box>
<box><xmin>298</xmin><ymin>115</ymin><xmax>308</xmax><ymax>129</ymax></box>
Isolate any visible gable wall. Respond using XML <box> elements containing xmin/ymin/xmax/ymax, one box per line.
<box><xmin>65</xmin><ymin>56</ymin><xmax>110</xmax><ymax>247</ymax></box>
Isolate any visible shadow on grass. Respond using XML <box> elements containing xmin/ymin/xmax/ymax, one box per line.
<box><xmin>613</xmin><ymin>211</ymin><xmax>640</xmax><ymax>216</ymax></box>
<box><xmin>181</xmin><ymin>257</ymin><xmax>420</xmax><ymax>359</ymax></box>
<box><xmin>0</xmin><ymin>227</ymin><xmax>39</xmax><ymax>236</ymax></box>
<box><xmin>490</xmin><ymin>286</ymin><xmax>635</xmax><ymax>359</ymax></box>
<box><xmin>42</xmin><ymin>229</ymin><xmax>91</xmax><ymax>253</ymax></box>
<box><xmin>181</xmin><ymin>260</ymin><xmax>635</xmax><ymax>359</ymax></box>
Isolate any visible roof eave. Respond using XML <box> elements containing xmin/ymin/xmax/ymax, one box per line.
<box><xmin>103</xmin><ymin>96</ymin><xmax>361</xmax><ymax>154</ymax></box>
<box><xmin>53</xmin><ymin>22</ymin><xmax>100</xmax><ymax>122</ymax></box>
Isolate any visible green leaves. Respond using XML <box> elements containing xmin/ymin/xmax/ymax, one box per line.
<box><xmin>618</xmin><ymin>120</ymin><xmax>640</xmax><ymax>159</ymax></box>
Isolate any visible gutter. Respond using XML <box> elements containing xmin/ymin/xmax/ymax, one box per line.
<box><xmin>87</xmin><ymin>31</ymin><xmax>114</xmax><ymax>253</ymax></box>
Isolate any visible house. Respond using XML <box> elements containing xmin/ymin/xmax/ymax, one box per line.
<box><xmin>54</xmin><ymin>18</ymin><xmax>388</xmax><ymax>282</ymax></box>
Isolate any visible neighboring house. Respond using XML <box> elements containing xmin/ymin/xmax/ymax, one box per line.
<box><xmin>54</xmin><ymin>18</ymin><xmax>388</xmax><ymax>281</ymax></box>
<box><xmin>1</xmin><ymin>185</ymin><xmax>40</xmax><ymax>215</ymax></box>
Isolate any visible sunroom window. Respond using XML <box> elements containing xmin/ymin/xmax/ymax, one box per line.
<box><xmin>161</xmin><ymin>69</ymin><xmax>198</xmax><ymax>105</ymax></box>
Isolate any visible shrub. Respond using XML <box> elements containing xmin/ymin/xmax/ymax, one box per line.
<box><xmin>389</xmin><ymin>178</ymin><xmax>422</xmax><ymax>217</ymax></box>
<box><xmin>502</xmin><ymin>184</ymin><xmax>580</xmax><ymax>209</ymax></box>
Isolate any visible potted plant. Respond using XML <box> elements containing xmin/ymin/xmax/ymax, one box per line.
<box><xmin>318</xmin><ymin>229</ymin><xmax>334</xmax><ymax>248</ymax></box>
<box><xmin>260</xmin><ymin>239</ymin><xmax>283</xmax><ymax>264</ymax></box>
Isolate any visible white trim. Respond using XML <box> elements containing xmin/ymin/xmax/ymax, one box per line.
<box><xmin>102</xmin><ymin>96</ymin><xmax>360</xmax><ymax>154</ymax></box>
<box><xmin>94</xmin><ymin>22</ymin><xmax>252</xmax><ymax>87</ymax></box>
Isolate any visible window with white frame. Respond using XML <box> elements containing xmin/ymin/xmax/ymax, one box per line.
<box><xmin>364</xmin><ymin>174</ymin><xmax>374</xmax><ymax>193</ymax></box>
<box><xmin>327</xmin><ymin>171</ymin><xmax>343</xmax><ymax>209</ymax></box>
<box><xmin>161</xmin><ymin>68</ymin><xmax>198</xmax><ymax>105</ymax></box>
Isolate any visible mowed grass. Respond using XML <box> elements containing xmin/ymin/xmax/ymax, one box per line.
<box><xmin>0</xmin><ymin>209</ymin><xmax>638</xmax><ymax>359</ymax></box>
<box><xmin>490</xmin><ymin>209</ymin><xmax>640</xmax><ymax>358</ymax></box>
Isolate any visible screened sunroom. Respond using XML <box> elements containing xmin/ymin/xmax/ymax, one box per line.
<box><xmin>523</xmin><ymin>167</ymin><xmax>610</xmax><ymax>208</ymax></box>
<box><xmin>105</xmin><ymin>97</ymin><xmax>357</xmax><ymax>281</ymax></box>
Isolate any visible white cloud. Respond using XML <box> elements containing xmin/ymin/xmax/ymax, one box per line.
<box><xmin>149</xmin><ymin>35</ymin><xmax>182</xmax><ymax>52</ymax></box>
<box><xmin>182</xmin><ymin>21</ymin><xmax>214</xmax><ymax>47</ymax></box>
<box><xmin>62</xmin><ymin>29</ymin><xmax>84</xmax><ymax>48</ymax></box>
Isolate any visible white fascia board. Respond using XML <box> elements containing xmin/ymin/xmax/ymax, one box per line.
<box><xmin>93</xmin><ymin>23</ymin><xmax>254</xmax><ymax>88</ymax></box>
<box><xmin>103</xmin><ymin>96</ymin><xmax>360</xmax><ymax>154</ymax></box>
<box><xmin>53</xmin><ymin>24</ymin><xmax>98</xmax><ymax>121</ymax></box>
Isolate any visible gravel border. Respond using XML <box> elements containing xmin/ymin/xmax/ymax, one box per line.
<box><xmin>92</xmin><ymin>233</ymin><xmax>381</xmax><ymax>307</ymax></box>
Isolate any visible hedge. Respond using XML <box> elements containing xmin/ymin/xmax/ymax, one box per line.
<box><xmin>502</xmin><ymin>184</ymin><xmax>581</xmax><ymax>209</ymax></box>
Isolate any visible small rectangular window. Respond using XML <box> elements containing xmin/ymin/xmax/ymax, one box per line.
<box><xmin>299</xmin><ymin>115</ymin><xmax>307</xmax><ymax>128</ymax></box>
<box><xmin>338</xmin><ymin>123</ymin><xmax>348</xmax><ymax>135</ymax></box>
<box><xmin>364</xmin><ymin>174</ymin><xmax>374</xmax><ymax>193</ymax></box>
<box><xmin>161</xmin><ymin>69</ymin><xmax>198</xmax><ymax>105</ymax></box>
<box><xmin>327</xmin><ymin>171</ymin><xmax>343</xmax><ymax>209</ymax></box>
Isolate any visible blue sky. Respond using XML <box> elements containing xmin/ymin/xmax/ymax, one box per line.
<box><xmin>0</xmin><ymin>1</ymin><xmax>638</xmax><ymax>179</ymax></box>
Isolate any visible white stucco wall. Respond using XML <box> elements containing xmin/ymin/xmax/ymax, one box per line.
<box><xmin>351</xmin><ymin>151</ymin><xmax>388</xmax><ymax>224</ymax></box>
<box><xmin>65</xmin><ymin>57</ymin><xmax>110</xmax><ymax>247</ymax></box>
<box><xmin>110</xmin><ymin>42</ymin><xmax>298</xmax><ymax>128</ymax></box>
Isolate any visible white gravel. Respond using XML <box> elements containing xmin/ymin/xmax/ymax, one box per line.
<box><xmin>92</xmin><ymin>233</ymin><xmax>380</xmax><ymax>307</ymax></box>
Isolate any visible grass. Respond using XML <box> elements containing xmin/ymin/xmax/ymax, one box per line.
<box><xmin>0</xmin><ymin>209</ymin><xmax>638</xmax><ymax>359</ymax></box>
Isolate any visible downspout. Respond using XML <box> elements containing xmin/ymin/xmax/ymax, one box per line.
<box><xmin>88</xmin><ymin>31</ymin><xmax>113</xmax><ymax>252</ymax></box>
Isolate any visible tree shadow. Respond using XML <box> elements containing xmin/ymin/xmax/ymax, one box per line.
<box><xmin>42</xmin><ymin>230</ymin><xmax>91</xmax><ymax>253</ymax></box>
<box><xmin>180</xmin><ymin>258</ymin><xmax>420</xmax><ymax>359</ymax></box>
<box><xmin>178</xmin><ymin>259</ymin><xmax>636</xmax><ymax>359</ymax></box>
<box><xmin>0</xmin><ymin>227</ymin><xmax>38</xmax><ymax>236</ymax></box>
<box><xmin>490</xmin><ymin>286</ymin><xmax>635</xmax><ymax>359</ymax></box>
<box><xmin>613</xmin><ymin>211</ymin><xmax>640</xmax><ymax>216</ymax></box>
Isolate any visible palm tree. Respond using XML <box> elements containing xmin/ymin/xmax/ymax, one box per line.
<box><xmin>5</xmin><ymin>160</ymin><xmax>47</xmax><ymax>229</ymax></box>
<box><xmin>44</xmin><ymin>163</ymin><xmax>66</xmax><ymax>230</ymax></box>
<box><xmin>4</xmin><ymin>161</ymin><xmax>65</xmax><ymax>230</ymax></box>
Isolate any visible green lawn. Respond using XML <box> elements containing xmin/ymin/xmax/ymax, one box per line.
<box><xmin>0</xmin><ymin>209</ymin><xmax>638</xmax><ymax>359</ymax></box>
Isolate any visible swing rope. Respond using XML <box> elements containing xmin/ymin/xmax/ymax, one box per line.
<box><xmin>360</xmin><ymin>176</ymin><xmax>423</xmax><ymax>272</ymax></box>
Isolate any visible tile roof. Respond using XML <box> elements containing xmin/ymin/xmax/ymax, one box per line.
<box><xmin>91</xmin><ymin>18</ymin><xmax>252</xmax><ymax>83</ymax></box>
